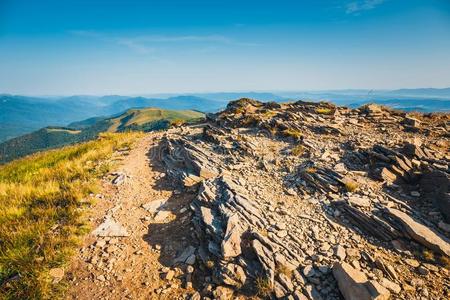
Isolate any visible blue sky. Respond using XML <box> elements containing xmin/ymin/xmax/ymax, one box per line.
<box><xmin>0</xmin><ymin>0</ymin><xmax>449</xmax><ymax>95</ymax></box>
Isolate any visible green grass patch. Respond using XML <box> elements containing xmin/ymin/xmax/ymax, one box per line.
<box><xmin>281</xmin><ymin>129</ymin><xmax>302</xmax><ymax>140</ymax></box>
<box><xmin>291</xmin><ymin>145</ymin><xmax>305</xmax><ymax>156</ymax></box>
<box><xmin>0</xmin><ymin>132</ymin><xmax>142</xmax><ymax>299</ymax></box>
<box><xmin>315</xmin><ymin>107</ymin><xmax>333</xmax><ymax>115</ymax></box>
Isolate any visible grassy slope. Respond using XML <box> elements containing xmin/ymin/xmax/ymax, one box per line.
<box><xmin>107</xmin><ymin>108</ymin><xmax>204</xmax><ymax>132</ymax></box>
<box><xmin>0</xmin><ymin>132</ymin><xmax>142</xmax><ymax>299</ymax></box>
<box><xmin>0</xmin><ymin>108</ymin><xmax>204</xmax><ymax>164</ymax></box>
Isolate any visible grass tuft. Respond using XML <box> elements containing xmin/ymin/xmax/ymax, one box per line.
<box><xmin>255</xmin><ymin>276</ymin><xmax>272</xmax><ymax>297</ymax></box>
<box><xmin>316</xmin><ymin>107</ymin><xmax>333</xmax><ymax>115</ymax></box>
<box><xmin>0</xmin><ymin>132</ymin><xmax>141</xmax><ymax>299</ymax></box>
<box><xmin>276</xmin><ymin>264</ymin><xmax>292</xmax><ymax>277</ymax></box>
<box><xmin>305</xmin><ymin>167</ymin><xmax>317</xmax><ymax>174</ymax></box>
<box><xmin>438</xmin><ymin>255</ymin><xmax>450</xmax><ymax>269</ymax></box>
<box><xmin>291</xmin><ymin>145</ymin><xmax>305</xmax><ymax>156</ymax></box>
<box><xmin>344</xmin><ymin>180</ymin><xmax>359</xmax><ymax>192</ymax></box>
<box><xmin>282</xmin><ymin>129</ymin><xmax>302</xmax><ymax>140</ymax></box>
<box><xmin>170</xmin><ymin>119</ymin><xmax>185</xmax><ymax>127</ymax></box>
<box><xmin>422</xmin><ymin>249</ymin><xmax>435</xmax><ymax>262</ymax></box>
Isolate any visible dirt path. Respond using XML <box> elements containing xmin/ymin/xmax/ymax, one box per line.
<box><xmin>66</xmin><ymin>133</ymin><xmax>198</xmax><ymax>300</ymax></box>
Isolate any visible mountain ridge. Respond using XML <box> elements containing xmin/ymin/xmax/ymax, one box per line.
<box><xmin>0</xmin><ymin>107</ymin><xmax>204</xmax><ymax>164</ymax></box>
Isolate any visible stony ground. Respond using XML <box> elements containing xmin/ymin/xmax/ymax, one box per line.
<box><xmin>67</xmin><ymin>99</ymin><xmax>449</xmax><ymax>300</ymax></box>
<box><xmin>66</xmin><ymin>134</ymin><xmax>199</xmax><ymax>299</ymax></box>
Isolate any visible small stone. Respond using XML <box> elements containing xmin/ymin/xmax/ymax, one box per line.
<box><xmin>380</xmin><ymin>278</ymin><xmax>401</xmax><ymax>294</ymax></box>
<box><xmin>190</xmin><ymin>292</ymin><xmax>201</xmax><ymax>300</ymax></box>
<box><xmin>142</xmin><ymin>199</ymin><xmax>166</xmax><ymax>213</ymax></box>
<box><xmin>335</xmin><ymin>245</ymin><xmax>346</xmax><ymax>260</ymax></box>
<box><xmin>347</xmin><ymin>196</ymin><xmax>371</xmax><ymax>207</ymax></box>
<box><xmin>438</xmin><ymin>221</ymin><xmax>450</xmax><ymax>233</ymax></box>
<box><xmin>277</xmin><ymin>230</ymin><xmax>288</xmax><ymax>238</ymax></box>
<box><xmin>410</xmin><ymin>191</ymin><xmax>420</xmax><ymax>197</ymax></box>
<box><xmin>405</xmin><ymin>258</ymin><xmax>420</xmax><ymax>268</ymax></box>
<box><xmin>97</xmin><ymin>275</ymin><xmax>106</xmax><ymax>282</ymax></box>
<box><xmin>402</xmin><ymin>283</ymin><xmax>415</xmax><ymax>292</ymax></box>
<box><xmin>95</xmin><ymin>240</ymin><xmax>106</xmax><ymax>248</ymax></box>
<box><xmin>286</xmin><ymin>188</ymin><xmax>297</xmax><ymax>196</ymax></box>
<box><xmin>213</xmin><ymin>286</ymin><xmax>234</xmax><ymax>300</ymax></box>
<box><xmin>92</xmin><ymin>218</ymin><xmax>129</xmax><ymax>237</ymax></box>
<box><xmin>154</xmin><ymin>210</ymin><xmax>172</xmax><ymax>222</ymax></box>
<box><xmin>186</xmin><ymin>265</ymin><xmax>194</xmax><ymax>273</ymax></box>
<box><xmin>303</xmin><ymin>265</ymin><xmax>316</xmax><ymax>277</ymax></box>
<box><xmin>49</xmin><ymin>268</ymin><xmax>64</xmax><ymax>282</ymax></box>
<box><xmin>165</xmin><ymin>270</ymin><xmax>175</xmax><ymax>281</ymax></box>
<box><xmin>417</xmin><ymin>266</ymin><xmax>429</xmax><ymax>276</ymax></box>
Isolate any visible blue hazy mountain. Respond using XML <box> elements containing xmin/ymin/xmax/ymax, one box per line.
<box><xmin>1</xmin><ymin>88</ymin><xmax>449</xmax><ymax>142</ymax></box>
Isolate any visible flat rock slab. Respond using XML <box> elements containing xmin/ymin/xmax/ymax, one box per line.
<box><xmin>387</xmin><ymin>208</ymin><xmax>450</xmax><ymax>256</ymax></box>
<box><xmin>142</xmin><ymin>199</ymin><xmax>166</xmax><ymax>213</ymax></box>
<box><xmin>348</xmin><ymin>196</ymin><xmax>371</xmax><ymax>208</ymax></box>
<box><xmin>154</xmin><ymin>210</ymin><xmax>172</xmax><ymax>222</ymax></box>
<box><xmin>92</xmin><ymin>218</ymin><xmax>130</xmax><ymax>237</ymax></box>
<box><xmin>333</xmin><ymin>262</ymin><xmax>390</xmax><ymax>300</ymax></box>
<box><xmin>112</xmin><ymin>173</ymin><xmax>126</xmax><ymax>185</ymax></box>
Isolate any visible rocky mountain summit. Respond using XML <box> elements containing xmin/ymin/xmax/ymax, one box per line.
<box><xmin>153</xmin><ymin>99</ymin><xmax>449</xmax><ymax>299</ymax></box>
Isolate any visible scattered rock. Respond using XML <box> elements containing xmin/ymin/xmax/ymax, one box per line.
<box><xmin>333</xmin><ymin>262</ymin><xmax>390</xmax><ymax>300</ymax></box>
<box><xmin>92</xmin><ymin>218</ymin><xmax>129</xmax><ymax>237</ymax></box>
<box><xmin>386</xmin><ymin>208</ymin><xmax>450</xmax><ymax>256</ymax></box>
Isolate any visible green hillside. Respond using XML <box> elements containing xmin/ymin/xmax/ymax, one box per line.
<box><xmin>0</xmin><ymin>108</ymin><xmax>204</xmax><ymax>164</ymax></box>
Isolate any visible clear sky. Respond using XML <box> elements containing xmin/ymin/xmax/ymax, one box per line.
<box><xmin>0</xmin><ymin>0</ymin><xmax>449</xmax><ymax>95</ymax></box>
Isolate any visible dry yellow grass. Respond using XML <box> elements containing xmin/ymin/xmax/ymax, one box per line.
<box><xmin>255</xmin><ymin>276</ymin><xmax>272</xmax><ymax>297</ymax></box>
<box><xmin>282</xmin><ymin>128</ymin><xmax>302</xmax><ymax>140</ymax></box>
<box><xmin>315</xmin><ymin>107</ymin><xmax>333</xmax><ymax>115</ymax></box>
<box><xmin>344</xmin><ymin>180</ymin><xmax>359</xmax><ymax>192</ymax></box>
<box><xmin>0</xmin><ymin>132</ymin><xmax>142</xmax><ymax>299</ymax></box>
<box><xmin>276</xmin><ymin>264</ymin><xmax>292</xmax><ymax>277</ymax></box>
<box><xmin>291</xmin><ymin>145</ymin><xmax>305</xmax><ymax>156</ymax></box>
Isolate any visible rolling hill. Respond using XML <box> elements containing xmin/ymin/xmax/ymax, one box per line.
<box><xmin>0</xmin><ymin>94</ymin><xmax>219</xmax><ymax>142</ymax></box>
<box><xmin>0</xmin><ymin>108</ymin><xmax>204</xmax><ymax>163</ymax></box>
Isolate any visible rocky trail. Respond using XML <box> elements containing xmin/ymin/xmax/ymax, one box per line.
<box><xmin>66</xmin><ymin>134</ymin><xmax>199</xmax><ymax>299</ymax></box>
<box><xmin>66</xmin><ymin>99</ymin><xmax>449</xmax><ymax>300</ymax></box>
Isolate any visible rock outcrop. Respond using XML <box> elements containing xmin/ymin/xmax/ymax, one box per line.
<box><xmin>154</xmin><ymin>99</ymin><xmax>450</xmax><ymax>299</ymax></box>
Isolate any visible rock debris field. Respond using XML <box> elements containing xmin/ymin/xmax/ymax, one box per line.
<box><xmin>67</xmin><ymin>99</ymin><xmax>449</xmax><ymax>300</ymax></box>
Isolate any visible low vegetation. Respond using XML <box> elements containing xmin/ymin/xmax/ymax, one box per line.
<box><xmin>315</xmin><ymin>107</ymin><xmax>333</xmax><ymax>115</ymax></box>
<box><xmin>0</xmin><ymin>108</ymin><xmax>204</xmax><ymax>164</ymax></box>
<box><xmin>0</xmin><ymin>132</ymin><xmax>142</xmax><ymax>299</ymax></box>
<box><xmin>255</xmin><ymin>276</ymin><xmax>272</xmax><ymax>297</ymax></box>
<box><xmin>291</xmin><ymin>145</ymin><xmax>305</xmax><ymax>156</ymax></box>
<box><xmin>275</xmin><ymin>263</ymin><xmax>292</xmax><ymax>277</ymax></box>
<box><xmin>344</xmin><ymin>180</ymin><xmax>359</xmax><ymax>192</ymax></box>
<box><xmin>281</xmin><ymin>128</ymin><xmax>303</xmax><ymax>140</ymax></box>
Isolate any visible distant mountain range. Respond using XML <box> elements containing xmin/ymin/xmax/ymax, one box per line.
<box><xmin>0</xmin><ymin>108</ymin><xmax>203</xmax><ymax>163</ymax></box>
<box><xmin>0</xmin><ymin>88</ymin><xmax>449</xmax><ymax>143</ymax></box>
